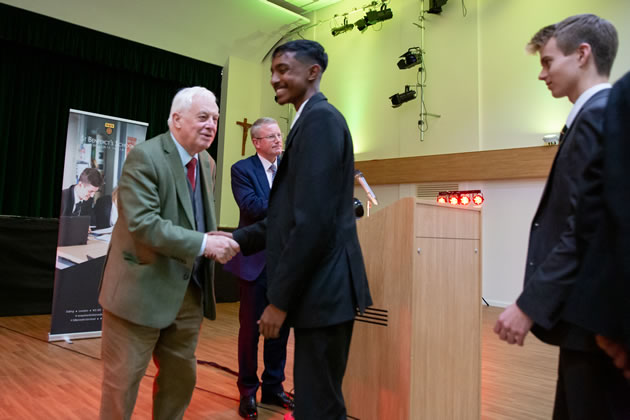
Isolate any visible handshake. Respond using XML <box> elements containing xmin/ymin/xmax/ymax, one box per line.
<box><xmin>203</xmin><ymin>231</ymin><xmax>240</xmax><ymax>264</ymax></box>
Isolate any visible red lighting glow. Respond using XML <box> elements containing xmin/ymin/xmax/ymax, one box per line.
<box><xmin>460</xmin><ymin>195</ymin><xmax>471</xmax><ymax>205</ymax></box>
<box><xmin>449</xmin><ymin>195</ymin><xmax>459</xmax><ymax>205</ymax></box>
<box><xmin>437</xmin><ymin>195</ymin><xmax>447</xmax><ymax>204</ymax></box>
<box><xmin>472</xmin><ymin>193</ymin><xmax>484</xmax><ymax>206</ymax></box>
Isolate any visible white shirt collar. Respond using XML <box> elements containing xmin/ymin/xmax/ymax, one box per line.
<box><xmin>290</xmin><ymin>98</ymin><xmax>310</xmax><ymax>130</ymax></box>
<box><xmin>73</xmin><ymin>185</ymin><xmax>82</xmax><ymax>204</ymax></box>
<box><xmin>257</xmin><ymin>153</ymin><xmax>276</xmax><ymax>171</ymax></box>
<box><xmin>170</xmin><ymin>132</ymin><xmax>198</xmax><ymax>167</ymax></box>
<box><xmin>566</xmin><ymin>83</ymin><xmax>611</xmax><ymax>128</ymax></box>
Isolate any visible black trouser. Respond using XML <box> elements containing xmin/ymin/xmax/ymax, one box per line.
<box><xmin>237</xmin><ymin>272</ymin><xmax>290</xmax><ymax>397</ymax></box>
<box><xmin>293</xmin><ymin>320</ymin><xmax>354</xmax><ymax>420</ymax></box>
<box><xmin>553</xmin><ymin>347</ymin><xmax>630</xmax><ymax>420</ymax></box>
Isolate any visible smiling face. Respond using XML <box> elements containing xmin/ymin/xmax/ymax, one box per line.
<box><xmin>270</xmin><ymin>52</ymin><xmax>320</xmax><ymax>110</ymax></box>
<box><xmin>172</xmin><ymin>93</ymin><xmax>219</xmax><ymax>155</ymax></box>
<box><xmin>538</xmin><ymin>37</ymin><xmax>582</xmax><ymax>102</ymax></box>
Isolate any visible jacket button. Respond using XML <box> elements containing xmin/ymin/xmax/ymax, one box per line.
<box><xmin>529</xmin><ymin>261</ymin><xmax>534</xmax><ymax>266</ymax></box>
<box><xmin>533</xmin><ymin>222</ymin><xmax>540</xmax><ymax>227</ymax></box>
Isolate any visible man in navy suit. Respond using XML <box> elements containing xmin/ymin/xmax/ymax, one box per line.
<box><xmin>224</xmin><ymin>117</ymin><xmax>293</xmax><ymax>419</ymax></box>
<box><xmin>493</xmin><ymin>15</ymin><xmax>629</xmax><ymax>418</ymax></box>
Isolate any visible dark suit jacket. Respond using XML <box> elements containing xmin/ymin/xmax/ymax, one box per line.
<box><xmin>60</xmin><ymin>185</ymin><xmax>95</xmax><ymax>223</ymax></box>
<box><xmin>223</xmin><ymin>154</ymin><xmax>270</xmax><ymax>281</ymax></box>
<box><xmin>516</xmin><ymin>89</ymin><xmax>610</xmax><ymax>351</ymax></box>
<box><xmin>99</xmin><ymin>131</ymin><xmax>218</xmax><ymax>328</ymax></box>
<box><xmin>233</xmin><ymin>92</ymin><xmax>372</xmax><ymax>328</ymax></box>
<box><xmin>563</xmin><ymin>72</ymin><xmax>630</xmax><ymax>347</ymax></box>
<box><xmin>94</xmin><ymin>195</ymin><xmax>113</xmax><ymax>230</ymax></box>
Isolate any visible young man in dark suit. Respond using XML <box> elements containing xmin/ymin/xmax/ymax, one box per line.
<box><xmin>230</xmin><ymin>40</ymin><xmax>372</xmax><ymax>420</ymax></box>
<box><xmin>60</xmin><ymin>167</ymin><xmax>103</xmax><ymax>223</ymax></box>
<box><xmin>224</xmin><ymin>117</ymin><xmax>294</xmax><ymax>418</ymax></box>
<box><xmin>564</xmin><ymin>71</ymin><xmax>630</xmax><ymax>381</ymax></box>
<box><xmin>493</xmin><ymin>14</ymin><xmax>629</xmax><ymax>419</ymax></box>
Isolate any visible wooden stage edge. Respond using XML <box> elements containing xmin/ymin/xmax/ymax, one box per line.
<box><xmin>0</xmin><ymin>304</ymin><xmax>558</xmax><ymax>420</ymax></box>
<box><xmin>355</xmin><ymin>145</ymin><xmax>557</xmax><ymax>185</ymax></box>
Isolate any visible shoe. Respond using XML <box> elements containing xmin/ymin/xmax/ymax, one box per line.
<box><xmin>238</xmin><ymin>395</ymin><xmax>257</xmax><ymax>419</ymax></box>
<box><xmin>284</xmin><ymin>413</ymin><xmax>295</xmax><ymax>420</ymax></box>
<box><xmin>261</xmin><ymin>390</ymin><xmax>295</xmax><ymax>410</ymax></box>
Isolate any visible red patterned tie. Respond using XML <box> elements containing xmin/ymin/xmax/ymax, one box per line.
<box><xmin>186</xmin><ymin>157</ymin><xmax>197</xmax><ymax>191</ymax></box>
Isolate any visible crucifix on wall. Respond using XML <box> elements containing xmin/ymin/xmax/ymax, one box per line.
<box><xmin>236</xmin><ymin>117</ymin><xmax>253</xmax><ymax>156</ymax></box>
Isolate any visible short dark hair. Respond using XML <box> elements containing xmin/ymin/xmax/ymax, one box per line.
<box><xmin>79</xmin><ymin>168</ymin><xmax>104</xmax><ymax>188</ymax></box>
<box><xmin>526</xmin><ymin>14</ymin><xmax>618</xmax><ymax>77</ymax></box>
<box><xmin>272</xmin><ymin>39</ymin><xmax>328</xmax><ymax>72</ymax></box>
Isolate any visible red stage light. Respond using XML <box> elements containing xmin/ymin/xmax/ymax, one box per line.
<box><xmin>472</xmin><ymin>193</ymin><xmax>484</xmax><ymax>206</ymax></box>
<box><xmin>449</xmin><ymin>195</ymin><xmax>459</xmax><ymax>205</ymax></box>
<box><xmin>437</xmin><ymin>195</ymin><xmax>447</xmax><ymax>204</ymax></box>
<box><xmin>460</xmin><ymin>195</ymin><xmax>471</xmax><ymax>205</ymax></box>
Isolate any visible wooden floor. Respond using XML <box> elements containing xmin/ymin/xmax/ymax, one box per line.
<box><xmin>0</xmin><ymin>305</ymin><xmax>558</xmax><ymax>419</ymax></box>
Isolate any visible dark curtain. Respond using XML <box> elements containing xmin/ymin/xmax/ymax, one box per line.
<box><xmin>0</xmin><ymin>4</ymin><xmax>223</xmax><ymax>218</ymax></box>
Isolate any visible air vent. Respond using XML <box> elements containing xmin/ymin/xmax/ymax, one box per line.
<box><xmin>356</xmin><ymin>307</ymin><xmax>388</xmax><ymax>327</ymax></box>
<box><xmin>415</xmin><ymin>182</ymin><xmax>459</xmax><ymax>199</ymax></box>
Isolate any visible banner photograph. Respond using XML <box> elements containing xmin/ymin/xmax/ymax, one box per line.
<box><xmin>49</xmin><ymin>109</ymin><xmax>148</xmax><ymax>341</ymax></box>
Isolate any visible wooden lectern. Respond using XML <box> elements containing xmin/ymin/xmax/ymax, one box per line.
<box><xmin>344</xmin><ymin>198</ymin><xmax>481</xmax><ymax>420</ymax></box>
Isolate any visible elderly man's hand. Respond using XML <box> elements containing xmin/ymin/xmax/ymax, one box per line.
<box><xmin>204</xmin><ymin>234</ymin><xmax>239</xmax><ymax>264</ymax></box>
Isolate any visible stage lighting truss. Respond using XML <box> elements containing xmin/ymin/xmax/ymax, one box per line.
<box><xmin>436</xmin><ymin>190</ymin><xmax>484</xmax><ymax>207</ymax></box>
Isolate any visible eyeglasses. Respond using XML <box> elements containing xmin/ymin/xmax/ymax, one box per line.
<box><xmin>253</xmin><ymin>133</ymin><xmax>283</xmax><ymax>141</ymax></box>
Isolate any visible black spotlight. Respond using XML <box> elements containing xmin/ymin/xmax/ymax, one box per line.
<box><xmin>389</xmin><ymin>86</ymin><xmax>417</xmax><ymax>108</ymax></box>
<box><xmin>354</xmin><ymin>17</ymin><xmax>368</xmax><ymax>32</ymax></box>
<box><xmin>332</xmin><ymin>18</ymin><xmax>354</xmax><ymax>37</ymax></box>
<box><xmin>427</xmin><ymin>0</ymin><xmax>449</xmax><ymax>14</ymax></box>
<box><xmin>397</xmin><ymin>47</ymin><xmax>422</xmax><ymax>70</ymax></box>
<box><xmin>365</xmin><ymin>4</ymin><xmax>393</xmax><ymax>25</ymax></box>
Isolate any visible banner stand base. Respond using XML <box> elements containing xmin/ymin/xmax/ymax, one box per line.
<box><xmin>48</xmin><ymin>330</ymin><xmax>102</xmax><ymax>342</ymax></box>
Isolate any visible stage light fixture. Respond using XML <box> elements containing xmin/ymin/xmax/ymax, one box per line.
<box><xmin>355</xmin><ymin>4</ymin><xmax>393</xmax><ymax>33</ymax></box>
<box><xmin>427</xmin><ymin>0</ymin><xmax>449</xmax><ymax>14</ymax></box>
<box><xmin>332</xmin><ymin>17</ymin><xmax>354</xmax><ymax>37</ymax></box>
<box><xmin>472</xmin><ymin>192</ymin><xmax>484</xmax><ymax>206</ymax></box>
<box><xmin>437</xmin><ymin>190</ymin><xmax>485</xmax><ymax>207</ymax></box>
<box><xmin>354</xmin><ymin>17</ymin><xmax>368</xmax><ymax>32</ymax></box>
<box><xmin>365</xmin><ymin>4</ymin><xmax>393</xmax><ymax>25</ymax></box>
<box><xmin>389</xmin><ymin>86</ymin><xmax>417</xmax><ymax>108</ymax></box>
<box><xmin>397</xmin><ymin>47</ymin><xmax>422</xmax><ymax>70</ymax></box>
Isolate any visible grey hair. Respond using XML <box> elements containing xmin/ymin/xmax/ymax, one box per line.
<box><xmin>250</xmin><ymin>117</ymin><xmax>279</xmax><ymax>139</ymax></box>
<box><xmin>167</xmin><ymin>87</ymin><xmax>217</xmax><ymax>127</ymax></box>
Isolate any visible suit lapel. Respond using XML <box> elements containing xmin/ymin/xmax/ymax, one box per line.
<box><xmin>533</xmin><ymin>89</ymin><xmax>609</xmax><ymax>219</ymax></box>
<box><xmin>162</xmin><ymin>134</ymin><xmax>196</xmax><ymax>229</ymax></box>
<box><xmin>277</xmin><ymin>93</ymin><xmax>326</xmax><ymax>187</ymax></box>
<box><xmin>251</xmin><ymin>155</ymin><xmax>271</xmax><ymax>196</ymax></box>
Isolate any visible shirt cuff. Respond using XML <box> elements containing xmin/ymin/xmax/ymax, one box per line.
<box><xmin>198</xmin><ymin>233</ymin><xmax>207</xmax><ymax>257</ymax></box>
